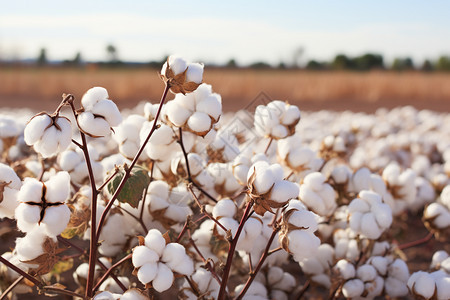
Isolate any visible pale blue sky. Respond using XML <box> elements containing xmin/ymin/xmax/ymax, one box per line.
<box><xmin>1</xmin><ymin>1</ymin><xmax>449</xmax><ymax>65</ymax></box>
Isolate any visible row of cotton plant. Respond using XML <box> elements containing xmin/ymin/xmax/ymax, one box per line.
<box><xmin>0</xmin><ymin>54</ymin><xmax>449</xmax><ymax>300</ymax></box>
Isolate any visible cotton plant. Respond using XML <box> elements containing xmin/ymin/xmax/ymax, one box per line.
<box><xmin>423</xmin><ymin>185</ymin><xmax>450</xmax><ymax>237</ymax></box>
<box><xmin>132</xmin><ymin>229</ymin><xmax>194</xmax><ymax>292</ymax></box>
<box><xmin>160</xmin><ymin>54</ymin><xmax>204</xmax><ymax>94</ymax></box>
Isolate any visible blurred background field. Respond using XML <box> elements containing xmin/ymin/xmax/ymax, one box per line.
<box><xmin>1</xmin><ymin>66</ymin><xmax>450</xmax><ymax>113</ymax></box>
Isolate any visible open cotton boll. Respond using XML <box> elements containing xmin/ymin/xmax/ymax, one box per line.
<box><xmin>407</xmin><ymin>271</ymin><xmax>436</xmax><ymax>299</ymax></box>
<box><xmin>24</xmin><ymin>114</ymin><xmax>52</xmax><ymax>145</ymax></box>
<box><xmin>216</xmin><ymin>217</ymin><xmax>239</xmax><ymax>238</ymax></box>
<box><xmin>335</xmin><ymin>259</ymin><xmax>356</xmax><ymax>280</ymax></box>
<box><xmin>58</xmin><ymin>150</ymin><xmax>81</xmax><ymax>171</ymax></box>
<box><xmin>186</xmin><ymin>63</ymin><xmax>204</xmax><ymax>84</ymax></box>
<box><xmin>342</xmin><ymin>279</ymin><xmax>364</xmax><ymax>298</ymax></box>
<box><xmin>121</xmin><ymin>289</ymin><xmax>148</xmax><ymax>300</ymax></box>
<box><xmin>424</xmin><ymin>203</ymin><xmax>450</xmax><ymax>229</ymax></box>
<box><xmin>15</xmin><ymin>227</ymin><xmax>48</xmax><ymax>262</ymax></box>
<box><xmin>81</xmin><ymin>87</ymin><xmax>109</xmax><ymax>110</ymax></box>
<box><xmin>144</xmin><ymin>229</ymin><xmax>166</xmax><ymax>256</ymax></box>
<box><xmin>161</xmin><ymin>243</ymin><xmax>186</xmax><ymax>266</ymax></box>
<box><xmin>166</xmin><ymin>55</ymin><xmax>188</xmax><ymax>75</ymax></box>
<box><xmin>78</xmin><ymin>112</ymin><xmax>111</xmax><ymax>137</ymax></box>
<box><xmin>431</xmin><ymin>250</ymin><xmax>449</xmax><ymax>269</ymax></box>
<box><xmin>213</xmin><ymin>199</ymin><xmax>237</xmax><ymax>218</ymax></box>
<box><xmin>18</xmin><ymin>178</ymin><xmax>42</xmax><ymax>203</ymax></box>
<box><xmin>287</xmin><ymin>230</ymin><xmax>320</xmax><ymax>262</ymax></box>
<box><xmin>287</xmin><ymin>209</ymin><xmax>319</xmax><ymax>233</ymax></box>
<box><xmin>269</xmin><ymin>180</ymin><xmax>299</xmax><ymax>204</ymax></box>
<box><xmin>196</xmin><ymin>95</ymin><xmax>222</xmax><ymax>121</ymax></box>
<box><xmin>357</xmin><ymin>264</ymin><xmax>377</xmax><ymax>282</ymax></box>
<box><xmin>152</xmin><ymin>262</ymin><xmax>174</xmax><ymax>292</ymax></box>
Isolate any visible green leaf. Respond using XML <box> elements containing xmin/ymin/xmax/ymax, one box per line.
<box><xmin>107</xmin><ymin>165</ymin><xmax>150</xmax><ymax>208</ymax></box>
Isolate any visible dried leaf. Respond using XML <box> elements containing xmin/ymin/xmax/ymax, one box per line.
<box><xmin>22</xmin><ymin>237</ymin><xmax>66</xmax><ymax>275</ymax></box>
<box><xmin>51</xmin><ymin>258</ymin><xmax>73</xmax><ymax>276</ymax></box>
<box><xmin>60</xmin><ymin>204</ymin><xmax>90</xmax><ymax>239</ymax></box>
<box><xmin>107</xmin><ymin>165</ymin><xmax>151</xmax><ymax>208</ymax></box>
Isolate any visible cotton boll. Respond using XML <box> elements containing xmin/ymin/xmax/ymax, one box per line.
<box><xmin>137</xmin><ymin>262</ymin><xmax>158</xmax><ymax>284</ymax></box>
<box><xmin>58</xmin><ymin>150</ymin><xmax>81</xmax><ymax>171</ymax></box>
<box><xmin>269</xmin><ymin>180</ymin><xmax>299</xmax><ymax>204</ymax></box>
<box><xmin>431</xmin><ymin>251</ymin><xmax>449</xmax><ymax>269</ymax></box>
<box><xmin>121</xmin><ymin>289</ymin><xmax>148</xmax><ymax>300</ymax></box>
<box><xmin>144</xmin><ymin>229</ymin><xmax>166</xmax><ymax>256</ymax></box>
<box><xmin>287</xmin><ymin>230</ymin><xmax>320</xmax><ymax>262</ymax></box>
<box><xmin>34</xmin><ymin>125</ymin><xmax>58</xmax><ymax>157</ymax></box>
<box><xmin>24</xmin><ymin>114</ymin><xmax>52</xmax><ymax>145</ymax></box>
<box><xmin>81</xmin><ymin>87</ymin><xmax>109</xmax><ymax>110</ymax></box>
<box><xmin>167</xmin><ymin>55</ymin><xmax>188</xmax><ymax>75</ymax></box>
<box><xmin>335</xmin><ymin>260</ymin><xmax>355</xmax><ymax>280</ymax></box>
<box><xmin>424</xmin><ymin>203</ymin><xmax>450</xmax><ymax>228</ymax></box>
<box><xmin>357</xmin><ymin>265</ymin><xmax>377</xmax><ymax>282</ymax></box>
<box><xmin>45</xmin><ymin>171</ymin><xmax>70</xmax><ymax>203</ymax></box>
<box><xmin>287</xmin><ymin>209</ymin><xmax>318</xmax><ymax>233</ymax></box>
<box><xmin>152</xmin><ymin>262</ymin><xmax>174</xmax><ymax>292</ymax></box>
<box><xmin>187</xmin><ymin>111</ymin><xmax>211</xmax><ymax>133</ymax></box>
<box><xmin>281</xmin><ymin>105</ymin><xmax>301</xmax><ymax>125</ymax></box>
<box><xmin>407</xmin><ymin>271</ymin><xmax>435</xmax><ymax>299</ymax></box>
<box><xmin>166</xmin><ymin>101</ymin><xmax>191</xmax><ymax>126</ymax></box>
<box><xmin>186</xmin><ymin>63</ymin><xmax>204</xmax><ymax>84</ymax></box>
<box><xmin>15</xmin><ymin>227</ymin><xmax>48</xmax><ymax>262</ymax></box>
<box><xmin>213</xmin><ymin>199</ymin><xmax>236</xmax><ymax>218</ymax></box>
<box><xmin>216</xmin><ymin>217</ymin><xmax>239</xmax><ymax>238</ymax></box>
<box><xmin>168</xmin><ymin>253</ymin><xmax>194</xmax><ymax>275</ymax></box>
<box><xmin>161</xmin><ymin>243</ymin><xmax>186</xmax><ymax>266</ymax></box>
<box><xmin>342</xmin><ymin>279</ymin><xmax>364</xmax><ymax>298</ymax></box>
<box><xmin>385</xmin><ymin>275</ymin><xmax>408</xmax><ymax>297</ymax></box>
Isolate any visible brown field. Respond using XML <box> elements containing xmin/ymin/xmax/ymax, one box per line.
<box><xmin>1</xmin><ymin>66</ymin><xmax>450</xmax><ymax>112</ymax></box>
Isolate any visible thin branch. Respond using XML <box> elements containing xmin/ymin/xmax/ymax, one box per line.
<box><xmin>71</xmin><ymin>139</ymin><xmax>83</xmax><ymax>149</ymax></box>
<box><xmin>176</xmin><ymin>215</ymin><xmax>191</xmax><ymax>243</ymax></box>
<box><xmin>187</xmin><ymin>185</ymin><xmax>228</xmax><ymax>233</ymax></box>
<box><xmin>93</xmin><ymin>253</ymin><xmax>132</xmax><ymax>293</ymax></box>
<box><xmin>0</xmin><ymin>256</ymin><xmax>40</xmax><ymax>286</ymax></box>
<box><xmin>398</xmin><ymin>232</ymin><xmax>434</xmax><ymax>250</ymax></box>
<box><xmin>264</xmin><ymin>138</ymin><xmax>273</xmax><ymax>155</ymax></box>
<box><xmin>97</xmin><ymin>167</ymin><xmax>120</xmax><ymax>192</ymax></box>
<box><xmin>235</xmin><ymin>227</ymin><xmax>280</xmax><ymax>300</ymax></box>
<box><xmin>296</xmin><ymin>279</ymin><xmax>310</xmax><ymax>300</ymax></box>
<box><xmin>0</xmin><ymin>275</ymin><xmax>24</xmax><ymax>300</ymax></box>
<box><xmin>218</xmin><ymin>201</ymin><xmax>254</xmax><ymax>300</ymax></box>
<box><xmin>41</xmin><ymin>286</ymin><xmax>85</xmax><ymax>299</ymax></box>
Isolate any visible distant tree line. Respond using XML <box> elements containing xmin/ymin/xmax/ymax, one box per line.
<box><xmin>4</xmin><ymin>45</ymin><xmax>450</xmax><ymax>72</ymax></box>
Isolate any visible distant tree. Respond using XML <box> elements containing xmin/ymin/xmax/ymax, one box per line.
<box><xmin>226</xmin><ymin>58</ymin><xmax>238</xmax><ymax>68</ymax></box>
<box><xmin>37</xmin><ymin>48</ymin><xmax>47</xmax><ymax>66</ymax></box>
<box><xmin>293</xmin><ymin>46</ymin><xmax>304</xmax><ymax>68</ymax></box>
<box><xmin>106</xmin><ymin>44</ymin><xmax>118</xmax><ymax>63</ymax></box>
<box><xmin>435</xmin><ymin>56</ymin><xmax>450</xmax><ymax>71</ymax></box>
<box><xmin>305</xmin><ymin>60</ymin><xmax>326</xmax><ymax>70</ymax></box>
<box><xmin>352</xmin><ymin>53</ymin><xmax>384</xmax><ymax>71</ymax></box>
<box><xmin>332</xmin><ymin>54</ymin><xmax>353</xmax><ymax>70</ymax></box>
<box><xmin>278</xmin><ymin>62</ymin><xmax>286</xmax><ymax>69</ymax></box>
<box><xmin>391</xmin><ymin>57</ymin><xmax>414</xmax><ymax>71</ymax></box>
<box><xmin>72</xmin><ymin>51</ymin><xmax>82</xmax><ymax>65</ymax></box>
<box><xmin>249</xmin><ymin>61</ymin><xmax>272</xmax><ymax>69</ymax></box>
<box><xmin>421</xmin><ymin>59</ymin><xmax>433</xmax><ymax>72</ymax></box>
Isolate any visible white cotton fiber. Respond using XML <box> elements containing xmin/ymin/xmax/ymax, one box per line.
<box><xmin>15</xmin><ymin>204</ymin><xmax>40</xmax><ymax>232</ymax></box>
<box><xmin>24</xmin><ymin>114</ymin><xmax>51</xmax><ymax>145</ymax></box>
<box><xmin>81</xmin><ymin>87</ymin><xmax>108</xmax><ymax>110</ymax></box>
<box><xmin>335</xmin><ymin>259</ymin><xmax>356</xmax><ymax>280</ymax></box>
<box><xmin>186</xmin><ymin>63</ymin><xmax>204</xmax><ymax>84</ymax></box>
<box><xmin>78</xmin><ymin>112</ymin><xmax>110</xmax><ymax>137</ymax></box>
<box><xmin>137</xmin><ymin>261</ymin><xmax>158</xmax><ymax>284</ymax></box>
<box><xmin>144</xmin><ymin>229</ymin><xmax>166</xmax><ymax>256</ymax></box>
<box><xmin>132</xmin><ymin>246</ymin><xmax>159</xmax><ymax>268</ymax></box>
<box><xmin>152</xmin><ymin>262</ymin><xmax>174</xmax><ymax>292</ymax></box>
<box><xmin>187</xmin><ymin>111</ymin><xmax>211</xmax><ymax>133</ymax></box>
<box><xmin>91</xmin><ymin>99</ymin><xmax>122</xmax><ymax>126</ymax></box>
<box><xmin>342</xmin><ymin>279</ymin><xmax>364</xmax><ymax>298</ymax></box>
<box><xmin>166</xmin><ymin>101</ymin><xmax>191</xmax><ymax>126</ymax></box>
<box><xmin>45</xmin><ymin>171</ymin><xmax>70</xmax><ymax>203</ymax></box>
<box><xmin>212</xmin><ymin>199</ymin><xmax>236</xmax><ymax>218</ymax></box>
<box><xmin>270</xmin><ymin>180</ymin><xmax>299</xmax><ymax>203</ymax></box>
<box><xmin>41</xmin><ymin>205</ymin><xmax>71</xmax><ymax>236</ymax></box>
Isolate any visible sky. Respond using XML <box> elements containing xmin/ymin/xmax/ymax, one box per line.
<box><xmin>1</xmin><ymin>0</ymin><xmax>450</xmax><ymax>66</ymax></box>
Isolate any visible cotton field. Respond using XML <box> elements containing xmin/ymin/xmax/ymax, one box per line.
<box><xmin>0</xmin><ymin>56</ymin><xmax>449</xmax><ymax>300</ymax></box>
